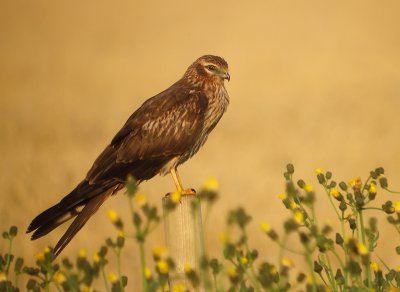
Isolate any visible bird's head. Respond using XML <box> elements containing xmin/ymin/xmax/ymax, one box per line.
<box><xmin>184</xmin><ymin>55</ymin><xmax>230</xmax><ymax>87</ymax></box>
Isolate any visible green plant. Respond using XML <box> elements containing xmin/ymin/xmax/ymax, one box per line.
<box><xmin>1</xmin><ymin>165</ymin><xmax>399</xmax><ymax>291</ymax></box>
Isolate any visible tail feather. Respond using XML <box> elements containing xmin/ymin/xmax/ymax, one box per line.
<box><xmin>27</xmin><ymin>180</ymin><xmax>121</xmax><ymax>258</ymax></box>
<box><xmin>53</xmin><ymin>189</ymin><xmax>112</xmax><ymax>256</ymax></box>
<box><xmin>29</xmin><ymin>205</ymin><xmax>83</xmax><ymax>240</ymax></box>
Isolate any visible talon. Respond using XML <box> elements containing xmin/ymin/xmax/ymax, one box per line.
<box><xmin>182</xmin><ymin>188</ymin><xmax>196</xmax><ymax>196</ymax></box>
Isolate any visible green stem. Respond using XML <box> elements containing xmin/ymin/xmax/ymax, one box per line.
<box><xmin>101</xmin><ymin>265</ymin><xmax>111</xmax><ymax>292</ymax></box>
<box><xmin>4</xmin><ymin>238</ymin><xmax>13</xmax><ymax>274</ymax></box>
<box><xmin>340</xmin><ymin>214</ymin><xmax>349</xmax><ymax>286</ymax></box>
<box><xmin>323</xmin><ymin>253</ymin><xmax>337</xmax><ymax>291</ymax></box>
<box><xmin>139</xmin><ymin>240</ymin><xmax>148</xmax><ymax>292</ymax></box>
<box><xmin>116</xmin><ymin>249</ymin><xmax>124</xmax><ymax>291</ymax></box>
<box><xmin>358</xmin><ymin>211</ymin><xmax>372</xmax><ymax>288</ymax></box>
<box><xmin>305</xmin><ymin>249</ymin><xmax>317</xmax><ymax>292</ymax></box>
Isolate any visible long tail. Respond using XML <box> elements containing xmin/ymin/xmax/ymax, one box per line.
<box><xmin>27</xmin><ymin>180</ymin><xmax>121</xmax><ymax>257</ymax></box>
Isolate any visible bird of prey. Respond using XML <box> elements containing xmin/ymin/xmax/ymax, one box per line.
<box><xmin>27</xmin><ymin>55</ymin><xmax>230</xmax><ymax>256</ymax></box>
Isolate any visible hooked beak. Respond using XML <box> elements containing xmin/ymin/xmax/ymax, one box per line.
<box><xmin>222</xmin><ymin>72</ymin><xmax>230</xmax><ymax>82</ymax></box>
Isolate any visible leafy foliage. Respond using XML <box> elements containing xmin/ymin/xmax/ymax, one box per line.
<box><xmin>1</xmin><ymin>165</ymin><xmax>400</xmax><ymax>291</ymax></box>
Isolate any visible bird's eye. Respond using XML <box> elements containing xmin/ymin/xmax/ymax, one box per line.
<box><xmin>206</xmin><ymin>65</ymin><xmax>217</xmax><ymax>71</ymax></box>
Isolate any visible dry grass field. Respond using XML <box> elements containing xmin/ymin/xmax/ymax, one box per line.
<box><xmin>1</xmin><ymin>0</ymin><xmax>400</xmax><ymax>289</ymax></box>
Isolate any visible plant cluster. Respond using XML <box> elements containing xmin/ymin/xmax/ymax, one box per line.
<box><xmin>1</xmin><ymin>165</ymin><xmax>399</xmax><ymax>291</ymax></box>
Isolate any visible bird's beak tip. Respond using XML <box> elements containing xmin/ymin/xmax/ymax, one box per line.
<box><xmin>224</xmin><ymin>73</ymin><xmax>230</xmax><ymax>82</ymax></box>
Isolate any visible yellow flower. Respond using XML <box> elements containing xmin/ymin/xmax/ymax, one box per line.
<box><xmin>348</xmin><ymin>177</ymin><xmax>362</xmax><ymax>190</ymax></box>
<box><xmin>330</xmin><ymin>188</ymin><xmax>340</xmax><ymax>199</ymax></box>
<box><xmin>117</xmin><ymin>230</ymin><xmax>125</xmax><ymax>238</ymax></box>
<box><xmin>348</xmin><ymin>178</ymin><xmax>357</xmax><ymax>188</ymax></box>
<box><xmin>171</xmin><ymin>191</ymin><xmax>181</xmax><ymax>204</ymax></box>
<box><xmin>0</xmin><ymin>271</ymin><xmax>6</xmax><ymax>282</ymax></box>
<box><xmin>82</xmin><ymin>286</ymin><xmax>91</xmax><ymax>292</ymax></box>
<box><xmin>369</xmin><ymin>183</ymin><xmax>377</xmax><ymax>194</ymax></box>
<box><xmin>315</xmin><ymin>168</ymin><xmax>323</xmax><ymax>174</ymax></box>
<box><xmin>184</xmin><ymin>263</ymin><xmax>192</xmax><ymax>273</ymax></box>
<box><xmin>203</xmin><ymin>177</ymin><xmax>219</xmax><ymax>192</ymax></box>
<box><xmin>394</xmin><ymin>201</ymin><xmax>400</xmax><ymax>213</ymax></box>
<box><xmin>278</xmin><ymin>193</ymin><xmax>286</xmax><ymax>200</ymax></box>
<box><xmin>78</xmin><ymin>248</ymin><xmax>87</xmax><ymax>258</ymax></box>
<box><xmin>357</xmin><ymin>243</ymin><xmax>368</xmax><ymax>256</ymax></box>
<box><xmin>44</xmin><ymin>246</ymin><xmax>51</xmax><ymax>254</ymax></box>
<box><xmin>304</xmin><ymin>184</ymin><xmax>313</xmax><ymax>192</ymax></box>
<box><xmin>294</xmin><ymin>211</ymin><xmax>304</xmax><ymax>224</ymax></box>
<box><xmin>370</xmin><ymin>262</ymin><xmax>380</xmax><ymax>272</ymax></box>
<box><xmin>54</xmin><ymin>271</ymin><xmax>66</xmax><ymax>284</ymax></box>
<box><xmin>290</xmin><ymin>201</ymin><xmax>298</xmax><ymax>210</ymax></box>
<box><xmin>219</xmin><ymin>232</ymin><xmax>229</xmax><ymax>243</ymax></box>
<box><xmin>270</xmin><ymin>265</ymin><xmax>278</xmax><ymax>275</ymax></box>
<box><xmin>35</xmin><ymin>251</ymin><xmax>45</xmax><ymax>261</ymax></box>
<box><xmin>172</xmin><ymin>283</ymin><xmax>187</xmax><ymax>292</ymax></box>
<box><xmin>281</xmin><ymin>256</ymin><xmax>294</xmax><ymax>268</ymax></box>
<box><xmin>397</xmin><ymin>266</ymin><xmax>400</xmax><ymax>272</ymax></box>
<box><xmin>227</xmin><ymin>265</ymin><xmax>237</xmax><ymax>279</ymax></box>
<box><xmin>156</xmin><ymin>260</ymin><xmax>169</xmax><ymax>274</ymax></box>
<box><xmin>93</xmin><ymin>252</ymin><xmax>100</xmax><ymax>263</ymax></box>
<box><xmin>107</xmin><ymin>272</ymin><xmax>118</xmax><ymax>283</ymax></box>
<box><xmin>240</xmin><ymin>256</ymin><xmax>248</xmax><ymax>265</ymax></box>
<box><xmin>153</xmin><ymin>246</ymin><xmax>169</xmax><ymax>260</ymax></box>
<box><xmin>107</xmin><ymin>209</ymin><xmax>119</xmax><ymax>223</ymax></box>
<box><xmin>307</xmin><ymin>274</ymin><xmax>316</xmax><ymax>284</ymax></box>
<box><xmin>135</xmin><ymin>193</ymin><xmax>147</xmax><ymax>206</ymax></box>
<box><xmin>260</xmin><ymin>222</ymin><xmax>271</xmax><ymax>233</ymax></box>
<box><xmin>144</xmin><ymin>267</ymin><xmax>152</xmax><ymax>280</ymax></box>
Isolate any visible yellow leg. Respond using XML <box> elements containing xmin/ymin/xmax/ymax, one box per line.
<box><xmin>170</xmin><ymin>168</ymin><xmax>196</xmax><ymax>195</ymax></box>
<box><xmin>170</xmin><ymin>168</ymin><xmax>184</xmax><ymax>193</ymax></box>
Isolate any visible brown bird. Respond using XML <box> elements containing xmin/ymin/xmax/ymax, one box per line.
<box><xmin>27</xmin><ymin>55</ymin><xmax>230</xmax><ymax>256</ymax></box>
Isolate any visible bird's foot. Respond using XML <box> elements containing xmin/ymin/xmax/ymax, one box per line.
<box><xmin>181</xmin><ymin>188</ymin><xmax>196</xmax><ymax>196</ymax></box>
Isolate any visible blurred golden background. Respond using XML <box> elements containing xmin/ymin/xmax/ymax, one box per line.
<box><xmin>1</xmin><ymin>0</ymin><xmax>400</xmax><ymax>289</ymax></box>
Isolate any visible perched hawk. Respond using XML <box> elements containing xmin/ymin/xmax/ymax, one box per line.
<box><xmin>27</xmin><ymin>55</ymin><xmax>230</xmax><ymax>256</ymax></box>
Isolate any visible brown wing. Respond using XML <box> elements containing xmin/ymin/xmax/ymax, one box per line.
<box><xmin>86</xmin><ymin>85</ymin><xmax>209</xmax><ymax>183</ymax></box>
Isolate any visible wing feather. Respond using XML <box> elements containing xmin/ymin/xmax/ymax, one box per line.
<box><xmin>86</xmin><ymin>86</ymin><xmax>208</xmax><ymax>183</ymax></box>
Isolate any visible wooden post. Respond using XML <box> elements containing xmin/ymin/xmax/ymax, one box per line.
<box><xmin>162</xmin><ymin>193</ymin><xmax>205</xmax><ymax>290</ymax></box>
